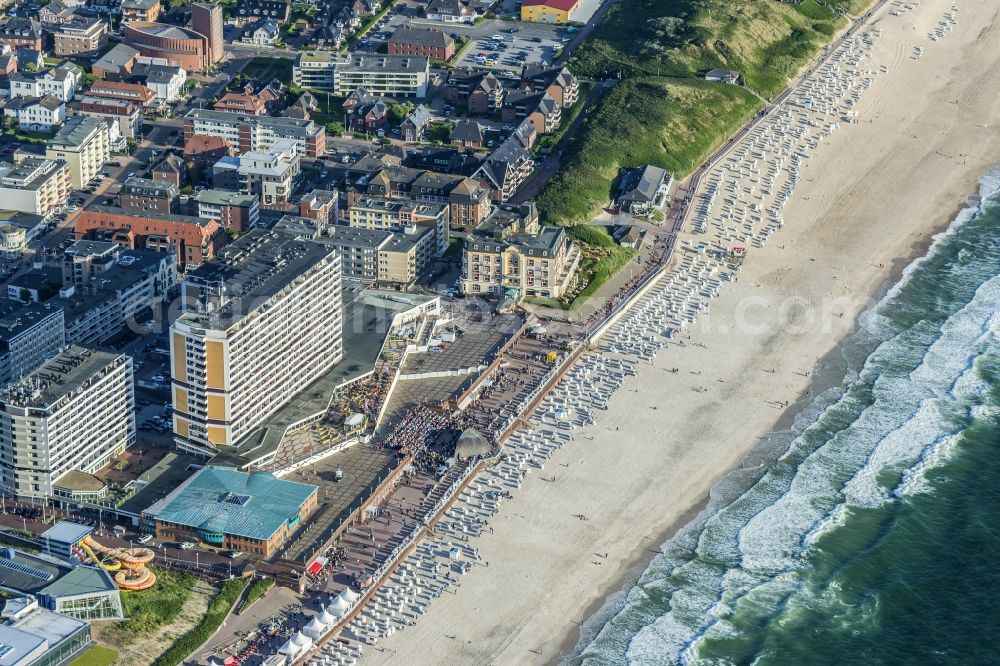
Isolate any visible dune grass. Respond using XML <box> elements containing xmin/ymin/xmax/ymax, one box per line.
<box><xmin>537</xmin><ymin>0</ymin><xmax>871</xmax><ymax>225</ymax></box>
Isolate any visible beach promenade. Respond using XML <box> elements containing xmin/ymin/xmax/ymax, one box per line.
<box><xmin>341</xmin><ymin>0</ymin><xmax>1000</xmax><ymax>663</ymax></box>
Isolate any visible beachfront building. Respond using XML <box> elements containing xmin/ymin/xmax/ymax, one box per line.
<box><xmin>0</xmin><ymin>601</ymin><xmax>91</xmax><ymax>666</ymax></box>
<box><xmin>45</xmin><ymin>117</ymin><xmax>111</xmax><ymax>189</ymax></box>
<box><xmin>145</xmin><ymin>466</ymin><xmax>318</xmax><ymax>558</ymax></box>
<box><xmin>0</xmin><ymin>346</ymin><xmax>135</xmax><ymax>500</ymax></box>
<box><xmin>460</xmin><ymin>202</ymin><xmax>580</xmax><ymax>299</ymax></box>
<box><xmin>615</xmin><ymin>165</ymin><xmax>672</xmax><ymax>215</ymax></box>
<box><xmin>170</xmin><ymin>229</ymin><xmax>343</xmax><ymax>455</ymax></box>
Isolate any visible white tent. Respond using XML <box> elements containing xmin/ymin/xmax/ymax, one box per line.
<box><xmin>291</xmin><ymin>631</ymin><xmax>313</xmax><ymax>650</ymax></box>
<box><xmin>328</xmin><ymin>596</ymin><xmax>350</xmax><ymax>616</ymax></box>
<box><xmin>339</xmin><ymin>588</ymin><xmax>360</xmax><ymax>603</ymax></box>
<box><xmin>345</xmin><ymin>413</ymin><xmax>365</xmax><ymax>428</ymax></box>
<box><xmin>278</xmin><ymin>639</ymin><xmax>298</xmax><ymax>656</ymax></box>
<box><xmin>317</xmin><ymin>607</ymin><xmax>337</xmax><ymax>625</ymax></box>
<box><xmin>303</xmin><ymin>616</ymin><xmax>329</xmax><ymax>639</ymax></box>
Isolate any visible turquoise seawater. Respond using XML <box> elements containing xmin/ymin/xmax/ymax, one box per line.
<box><xmin>570</xmin><ymin>169</ymin><xmax>1000</xmax><ymax>666</ymax></box>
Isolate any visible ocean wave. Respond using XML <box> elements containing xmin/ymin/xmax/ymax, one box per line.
<box><xmin>571</xmin><ymin>167</ymin><xmax>1000</xmax><ymax>666</ymax></box>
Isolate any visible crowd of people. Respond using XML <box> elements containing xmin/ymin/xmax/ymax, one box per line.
<box><xmin>325</xmin><ymin>368</ymin><xmax>394</xmax><ymax>429</ymax></box>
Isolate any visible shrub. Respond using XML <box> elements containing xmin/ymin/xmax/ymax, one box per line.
<box><xmin>151</xmin><ymin>578</ymin><xmax>248</xmax><ymax>666</ymax></box>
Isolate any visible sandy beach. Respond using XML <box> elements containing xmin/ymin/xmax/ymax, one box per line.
<box><xmin>359</xmin><ymin>0</ymin><xmax>1000</xmax><ymax>663</ymax></box>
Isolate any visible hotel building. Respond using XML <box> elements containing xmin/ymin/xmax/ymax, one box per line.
<box><xmin>170</xmin><ymin>229</ymin><xmax>343</xmax><ymax>455</ymax></box>
<box><xmin>0</xmin><ymin>346</ymin><xmax>135</xmax><ymax>499</ymax></box>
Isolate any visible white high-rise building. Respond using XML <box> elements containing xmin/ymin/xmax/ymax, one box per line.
<box><xmin>170</xmin><ymin>229</ymin><xmax>343</xmax><ymax>456</ymax></box>
<box><xmin>0</xmin><ymin>346</ymin><xmax>135</xmax><ymax>499</ymax></box>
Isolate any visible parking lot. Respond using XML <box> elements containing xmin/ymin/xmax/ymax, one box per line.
<box><xmin>447</xmin><ymin>21</ymin><xmax>573</xmax><ymax>73</ymax></box>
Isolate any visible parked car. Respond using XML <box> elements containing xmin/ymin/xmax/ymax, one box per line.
<box><xmin>137</xmin><ymin>534</ymin><xmax>153</xmax><ymax>544</ymax></box>
<box><xmin>179</xmin><ymin>542</ymin><xmax>195</xmax><ymax>550</ymax></box>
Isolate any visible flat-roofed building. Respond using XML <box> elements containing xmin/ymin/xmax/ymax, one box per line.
<box><xmin>121</xmin><ymin>0</ymin><xmax>161</xmax><ymax>23</ymax></box>
<box><xmin>45</xmin><ymin>117</ymin><xmax>110</xmax><ymax>189</ymax></box>
<box><xmin>145</xmin><ymin>466</ymin><xmax>317</xmax><ymax>558</ymax></box>
<box><xmin>183</xmin><ymin>109</ymin><xmax>325</xmax><ymax>158</ymax></box>
<box><xmin>0</xmin><ymin>346</ymin><xmax>134</xmax><ymax>499</ymax></box>
<box><xmin>54</xmin><ymin>15</ymin><xmax>108</xmax><ymax>57</ymax></box>
<box><xmin>0</xmin><ymin>300</ymin><xmax>65</xmax><ymax>387</ymax></box>
<box><xmin>293</xmin><ymin>51</ymin><xmax>429</xmax><ymax>97</ymax></box>
<box><xmin>0</xmin><ymin>601</ymin><xmax>91</xmax><ymax>666</ymax></box>
<box><xmin>349</xmin><ymin>196</ymin><xmax>450</xmax><ymax>256</ymax></box>
<box><xmin>0</xmin><ymin>156</ymin><xmax>71</xmax><ymax>217</ymax></box>
<box><xmin>238</xmin><ymin>138</ymin><xmax>300</xmax><ymax>206</ymax></box>
<box><xmin>190</xmin><ymin>189</ymin><xmax>259</xmax><ymax>232</ymax></box>
<box><xmin>377</xmin><ymin>224</ymin><xmax>435</xmax><ymax>286</ymax></box>
<box><xmin>170</xmin><ymin>229</ymin><xmax>343</xmax><ymax>455</ymax></box>
<box><xmin>76</xmin><ymin>96</ymin><xmax>142</xmax><ymax>140</ymax></box>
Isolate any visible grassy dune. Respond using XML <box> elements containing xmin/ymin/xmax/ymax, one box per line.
<box><xmin>539</xmin><ymin>0</ymin><xmax>871</xmax><ymax>224</ymax></box>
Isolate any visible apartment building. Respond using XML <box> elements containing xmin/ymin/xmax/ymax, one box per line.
<box><xmin>183</xmin><ymin>109</ymin><xmax>325</xmax><ymax>158</ymax></box>
<box><xmin>387</xmin><ymin>27</ymin><xmax>455</xmax><ymax>62</ymax></box>
<box><xmin>0</xmin><ymin>346</ymin><xmax>134</xmax><ymax>499</ymax></box>
<box><xmin>280</xmin><ymin>218</ymin><xmax>430</xmax><ymax>286</ymax></box>
<box><xmin>0</xmin><ymin>301</ymin><xmax>65</xmax><ymax>387</ymax></box>
<box><xmin>460</xmin><ymin>203</ymin><xmax>579</xmax><ymax>299</ymax></box>
<box><xmin>120</xmin><ymin>0</ymin><xmax>161</xmax><ymax>23</ymax></box>
<box><xmin>3</xmin><ymin>95</ymin><xmax>66</xmax><ymax>131</ymax></box>
<box><xmin>349</xmin><ymin>197</ymin><xmax>449</xmax><ymax>256</ymax></box>
<box><xmin>238</xmin><ymin>138</ymin><xmax>300</xmax><ymax>206</ymax></box>
<box><xmin>190</xmin><ymin>189</ymin><xmax>260</xmax><ymax>232</ymax></box>
<box><xmin>76</xmin><ymin>96</ymin><xmax>143</xmax><ymax>140</ymax></box>
<box><xmin>170</xmin><ymin>229</ymin><xmax>343</xmax><ymax>455</ymax></box>
<box><xmin>20</xmin><ymin>244</ymin><xmax>174</xmax><ymax>345</ymax></box>
<box><xmin>54</xmin><ymin>15</ymin><xmax>108</xmax><ymax>57</ymax></box>
<box><xmin>9</xmin><ymin>63</ymin><xmax>81</xmax><ymax>102</ymax></box>
<box><xmin>299</xmin><ymin>189</ymin><xmax>338</xmax><ymax>225</ymax></box>
<box><xmin>74</xmin><ymin>205</ymin><xmax>227</xmax><ymax>269</ymax></box>
<box><xmin>45</xmin><ymin>117</ymin><xmax>111</xmax><ymax>189</ymax></box>
<box><xmin>348</xmin><ymin>165</ymin><xmax>490</xmax><ymax>231</ymax></box>
<box><xmin>87</xmin><ymin>81</ymin><xmax>156</xmax><ymax>107</ymax></box>
<box><xmin>0</xmin><ymin>156</ymin><xmax>72</xmax><ymax>216</ymax></box>
<box><xmin>119</xmin><ymin>177</ymin><xmax>179</xmax><ymax>214</ymax></box>
<box><xmin>377</xmin><ymin>225</ymin><xmax>435</xmax><ymax>286</ymax></box>
<box><xmin>293</xmin><ymin>51</ymin><xmax>429</xmax><ymax>97</ymax></box>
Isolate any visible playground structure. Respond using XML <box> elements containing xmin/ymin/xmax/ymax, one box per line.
<box><xmin>74</xmin><ymin>535</ymin><xmax>157</xmax><ymax>591</ymax></box>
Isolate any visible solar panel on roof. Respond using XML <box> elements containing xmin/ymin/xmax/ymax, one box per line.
<box><xmin>222</xmin><ymin>492</ymin><xmax>252</xmax><ymax>506</ymax></box>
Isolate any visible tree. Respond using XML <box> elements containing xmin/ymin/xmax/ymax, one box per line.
<box><xmin>325</xmin><ymin>121</ymin><xmax>345</xmax><ymax>136</ymax></box>
<box><xmin>82</xmin><ymin>72</ymin><xmax>97</xmax><ymax>87</ymax></box>
<box><xmin>388</xmin><ymin>101</ymin><xmax>414</xmax><ymax>124</ymax></box>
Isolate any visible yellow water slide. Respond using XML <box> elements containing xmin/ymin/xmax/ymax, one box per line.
<box><xmin>80</xmin><ymin>535</ymin><xmax>157</xmax><ymax>591</ymax></box>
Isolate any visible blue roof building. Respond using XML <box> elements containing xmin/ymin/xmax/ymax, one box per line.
<box><xmin>145</xmin><ymin>467</ymin><xmax>318</xmax><ymax>558</ymax></box>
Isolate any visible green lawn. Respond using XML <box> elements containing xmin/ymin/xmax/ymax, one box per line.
<box><xmin>100</xmin><ymin>568</ymin><xmax>196</xmax><ymax>647</ymax></box>
<box><xmin>69</xmin><ymin>645</ymin><xmax>119</xmax><ymax>666</ymax></box>
<box><xmin>536</xmin><ymin>0</ymin><xmax>873</xmax><ymax>225</ymax></box>
<box><xmin>241</xmin><ymin>56</ymin><xmax>294</xmax><ymax>86</ymax></box>
<box><xmin>538</xmin><ymin>77</ymin><xmax>760</xmax><ymax>224</ymax></box>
